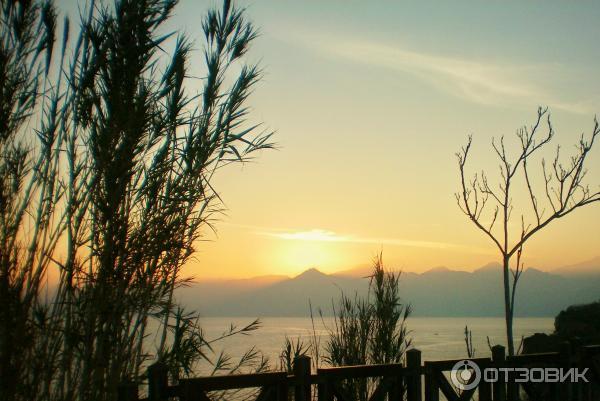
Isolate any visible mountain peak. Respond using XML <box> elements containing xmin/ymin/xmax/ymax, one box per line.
<box><xmin>476</xmin><ymin>261</ymin><xmax>502</xmax><ymax>272</ymax></box>
<box><xmin>424</xmin><ymin>266</ymin><xmax>452</xmax><ymax>274</ymax></box>
<box><xmin>294</xmin><ymin>267</ymin><xmax>326</xmax><ymax>279</ymax></box>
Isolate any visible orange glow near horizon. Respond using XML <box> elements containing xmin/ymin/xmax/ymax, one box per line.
<box><xmin>187</xmin><ymin>209</ymin><xmax>600</xmax><ymax>280</ymax></box>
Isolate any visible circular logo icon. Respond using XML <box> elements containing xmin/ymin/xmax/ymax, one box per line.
<box><xmin>450</xmin><ymin>360</ymin><xmax>481</xmax><ymax>390</ymax></box>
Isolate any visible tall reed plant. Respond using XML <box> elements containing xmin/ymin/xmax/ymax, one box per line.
<box><xmin>0</xmin><ymin>1</ymin><xmax>273</xmax><ymax>400</ymax></box>
<box><xmin>323</xmin><ymin>253</ymin><xmax>412</xmax><ymax>400</ymax></box>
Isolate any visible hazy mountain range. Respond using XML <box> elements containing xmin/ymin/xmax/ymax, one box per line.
<box><xmin>177</xmin><ymin>257</ymin><xmax>600</xmax><ymax>318</ymax></box>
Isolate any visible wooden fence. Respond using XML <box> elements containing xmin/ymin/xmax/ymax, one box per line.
<box><xmin>119</xmin><ymin>344</ymin><xmax>600</xmax><ymax>401</ymax></box>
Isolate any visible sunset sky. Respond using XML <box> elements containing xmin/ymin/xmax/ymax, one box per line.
<box><xmin>185</xmin><ymin>1</ymin><xmax>600</xmax><ymax>278</ymax></box>
<box><xmin>61</xmin><ymin>1</ymin><xmax>600</xmax><ymax>278</ymax></box>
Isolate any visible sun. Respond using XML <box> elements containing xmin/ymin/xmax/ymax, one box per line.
<box><xmin>274</xmin><ymin>239</ymin><xmax>339</xmax><ymax>276</ymax></box>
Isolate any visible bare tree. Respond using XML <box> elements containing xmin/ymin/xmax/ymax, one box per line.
<box><xmin>455</xmin><ymin>107</ymin><xmax>600</xmax><ymax>356</ymax></box>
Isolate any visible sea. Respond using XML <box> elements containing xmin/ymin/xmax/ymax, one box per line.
<box><xmin>195</xmin><ymin>316</ymin><xmax>553</xmax><ymax>373</ymax></box>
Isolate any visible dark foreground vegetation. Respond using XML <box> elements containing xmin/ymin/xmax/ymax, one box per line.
<box><xmin>1</xmin><ymin>1</ymin><xmax>273</xmax><ymax>400</ymax></box>
<box><xmin>523</xmin><ymin>301</ymin><xmax>600</xmax><ymax>355</ymax></box>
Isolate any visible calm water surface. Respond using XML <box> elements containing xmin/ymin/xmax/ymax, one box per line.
<box><xmin>196</xmin><ymin>317</ymin><xmax>553</xmax><ymax>372</ymax></box>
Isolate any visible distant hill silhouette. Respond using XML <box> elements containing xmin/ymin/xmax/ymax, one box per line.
<box><xmin>552</xmin><ymin>256</ymin><xmax>600</xmax><ymax>277</ymax></box>
<box><xmin>177</xmin><ymin>258</ymin><xmax>600</xmax><ymax>317</ymax></box>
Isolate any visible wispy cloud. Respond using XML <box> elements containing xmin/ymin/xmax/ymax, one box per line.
<box><xmin>257</xmin><ymin>228</ymin><xmax>492</xmax><ymax>255</ymax></box>
<box><xmin>284</xmin><ymin>31</ymin><xmax>592</xmax><ymax>114</ymax></box>
<box><xmin>263</xmin><ymin>229</ymin><xmax>349</xmax><ymax>242</ymax></box>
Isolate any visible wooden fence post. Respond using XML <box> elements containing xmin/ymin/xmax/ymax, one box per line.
<box><xmin>423</xmin><ymin>362</ymin><xmax>439</xmax><ymax>401</ymax></box>
<box><xmin>581</xmin><ymin>345</ymin><xmax>597</xmax><ymax>401</ymax></box>
<box><xmin>492</xmin><ymin>345</ymin><xmax>506</xmax><ymax>401</ymax></box>
<box><xmin>560</xmin><ymin>342</ymin><xmax>573</xmax><ymax>401</ymax></box>
<box><xmin>478</xmin><ymin>367</ymin><xmax>492</xmax><ymax>401</ymax></box>
<box><xmin>294</xmin><ymin>356</ymin><xmax>311</xmax><ymax>401</ymax></box>
<box><xmin>277</xmin><ymin>378</ymin><xmax>289</xmax><ymax>401</ymax></box>
<box><xmin>406</xmin><ymin>349</ymin><xmax>422</xmax><ymax>401</ymax></box>
<box><xmin>390</xmin><ymin>376</ymin><xmax>403</xmax><ymax>401</ymax></box>
<box><xmin>317</xmin><ymin>370</ymin><xmax>333</xmax><ymax>401</ymax></box>
<box><xmin>148</xmin><ymin>362</ymin><xmax>169</xmax><ymax>401</ymax></box>
<box><xmin>117</xmin><ymin>381</ymin><xmax>139</xmax><ymax>401</ymax></box>
<box><xmin>507</xmin><ymin>364</ymin><xmax>519</xmax><ymax>401</ymax></box>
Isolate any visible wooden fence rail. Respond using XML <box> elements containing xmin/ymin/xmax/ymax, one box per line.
<box><xmin>119</xmin><ymin>344</ymin><xmax>600</xmax><ymax>401</ymax></box>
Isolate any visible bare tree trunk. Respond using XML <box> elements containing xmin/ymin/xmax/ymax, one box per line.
<box><xmin>502</xmin><ymin>256</ymin><xmax>515</xmax><ymax>356</ymax></box>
